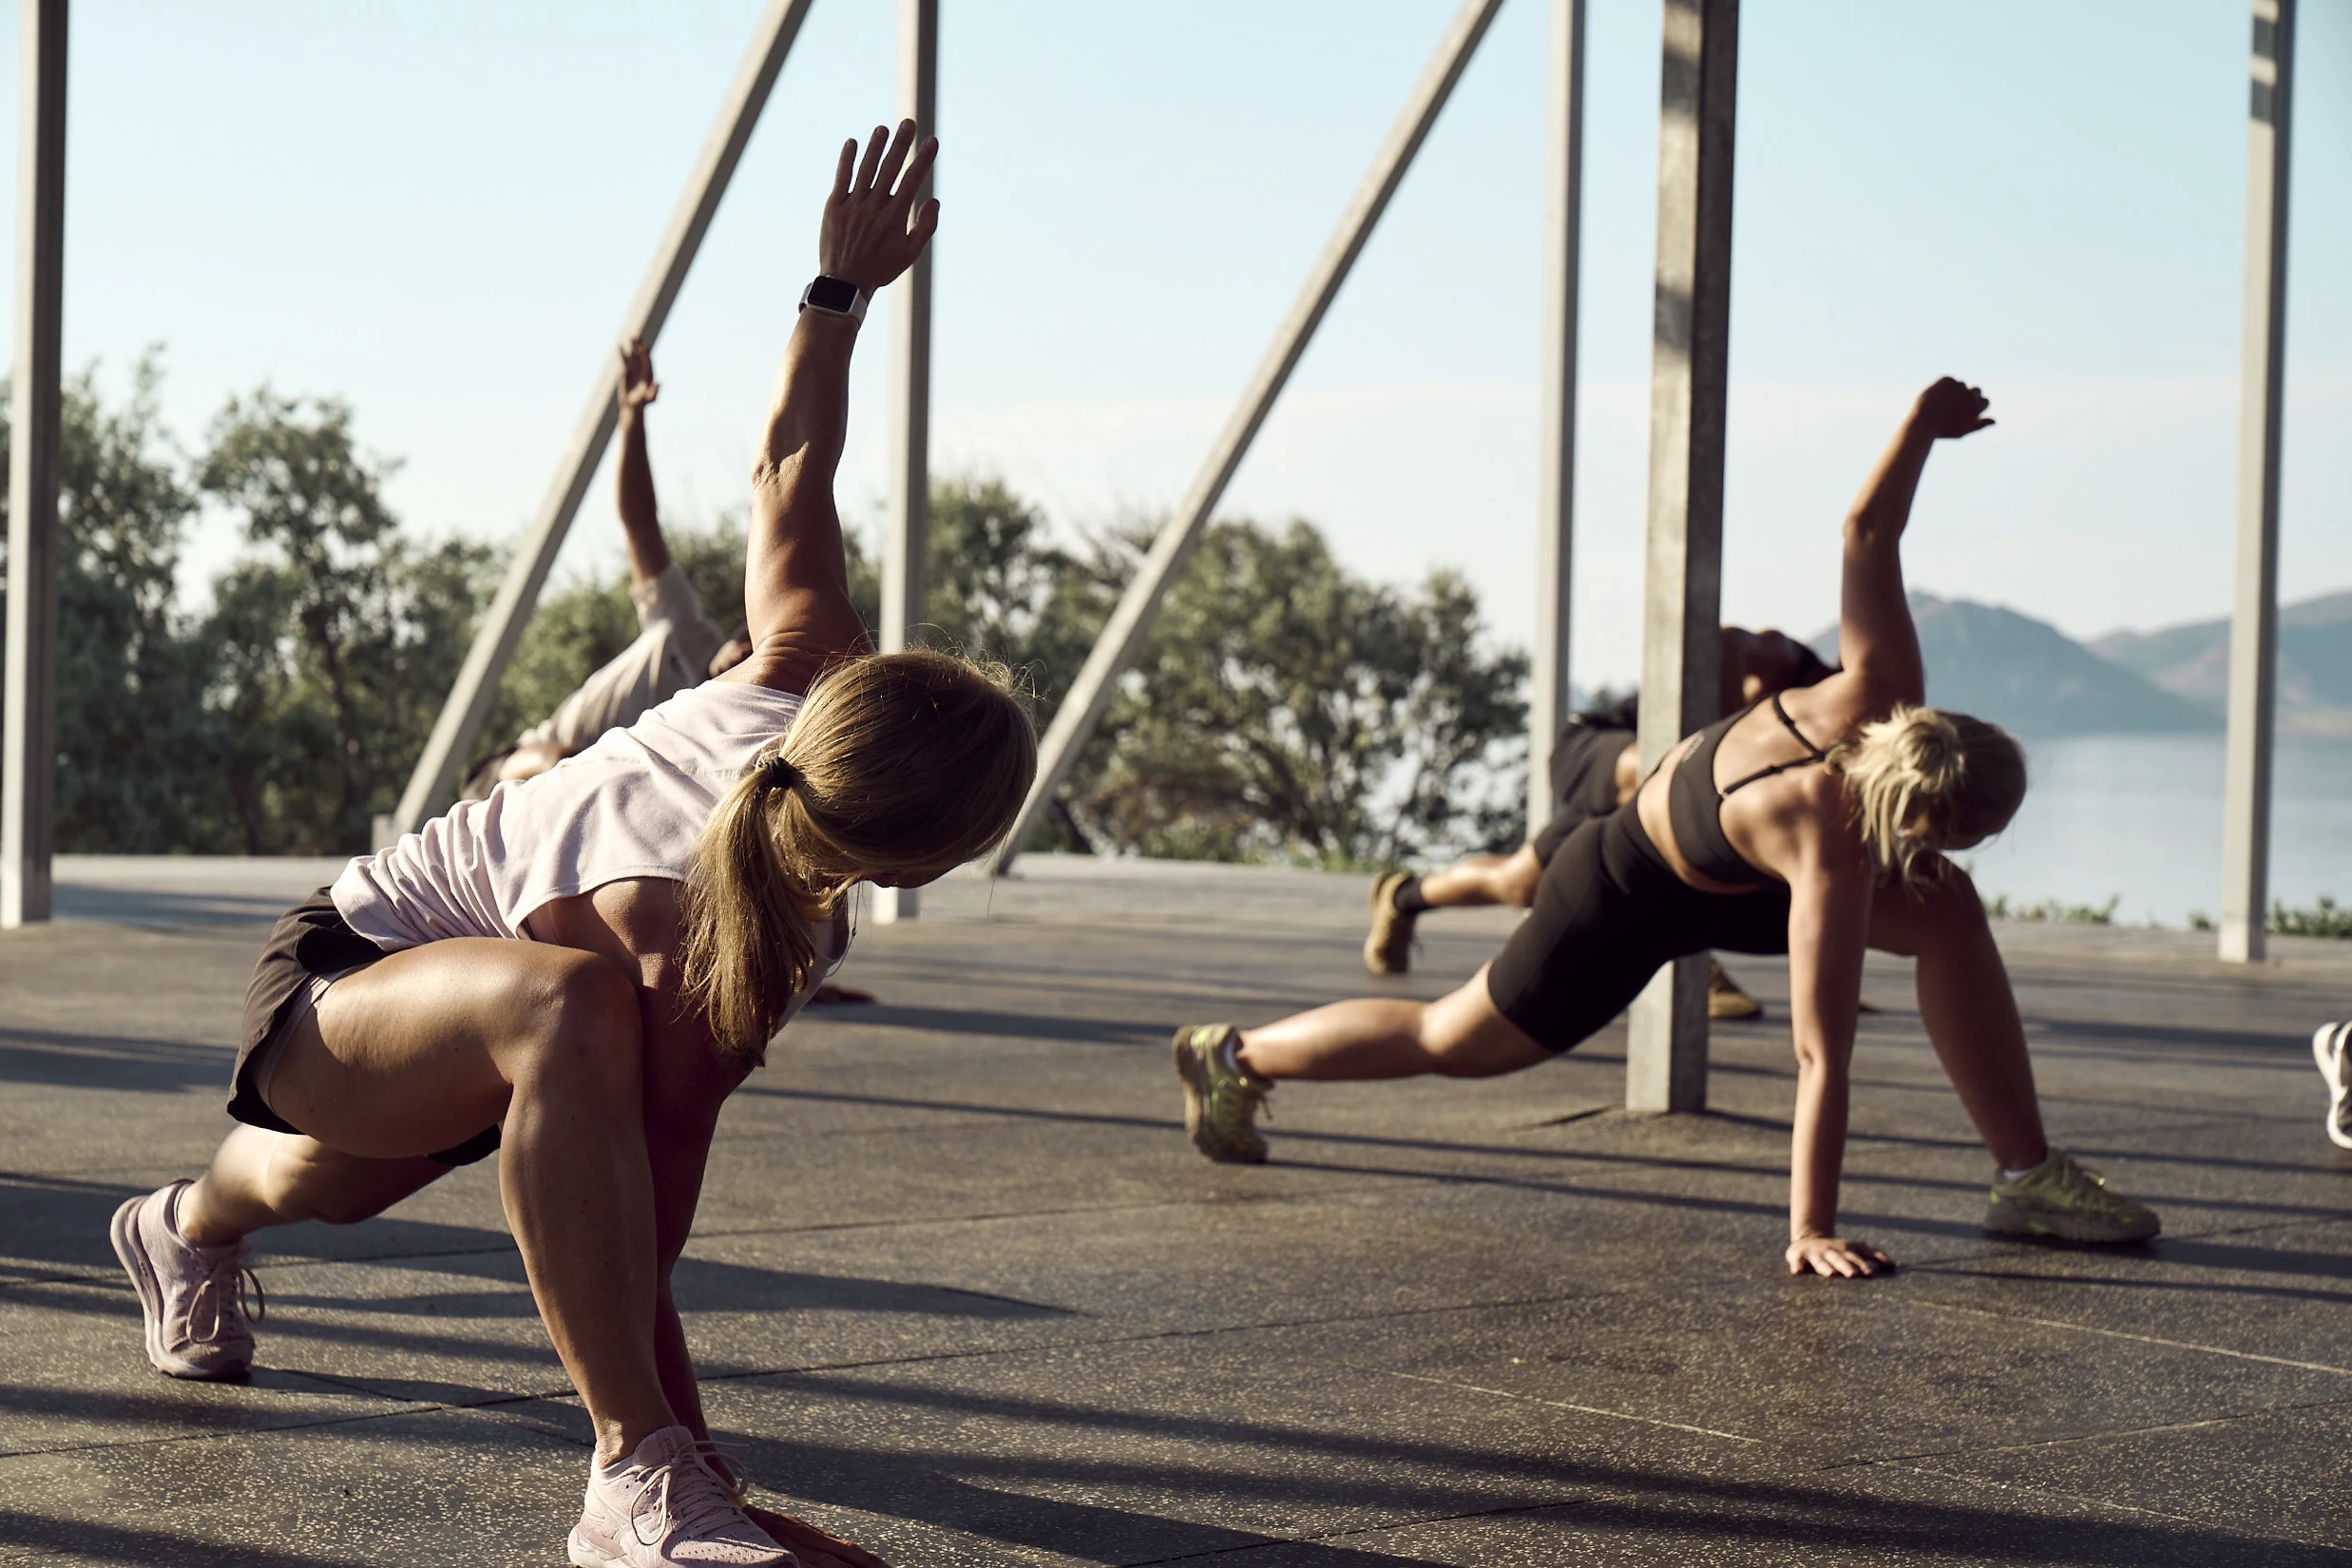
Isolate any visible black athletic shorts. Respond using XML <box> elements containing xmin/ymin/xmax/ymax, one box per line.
<box><xmin>1486</xmin><ymin>807</ymin><xmax>1791</xmax><ymax>1053</ymax></box>
<box><xmin>230</xmin><ymin>889</ymin><xmax>503</xmax><ymax>1168</ymax></box>
<box><xmin>1530</xmin><ymin>722</ymin><xmax>1635</xmax><ymax>865</ymax></box>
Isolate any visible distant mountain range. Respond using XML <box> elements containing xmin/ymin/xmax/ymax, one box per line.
<box><xmin>1806</xmin><ymin>588</ymin><xmax>2352</xmax><ymax>737</ymax></box>
<box><xmin>2093</xmin><ymin>589</ymin><xmax>2352</xmax><ymax>730</ymax></box>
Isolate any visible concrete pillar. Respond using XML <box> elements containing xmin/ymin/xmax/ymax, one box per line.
<box><xmin>2</xmin><ymin>0</ymin><xmax>67</xmax><ymax>929</ymax></box>
<box><xmin>2220</xmin><ymin>0</ymin><xmax>2293</xmax><ymax>966</ymax></box>
<box><xmin>874</xmin><ymin>0</ymin><xmax>939</xmax><ymax>926</ymax></box>
<box><xmin>1627</xmin><ymin>0</ymin><xmax>1737</xmax><ymax>1114</ymax></box>
<box><xmin>1528</xmin><ymin>0</ymin><xmax>1587</xmax><ymax>839</ymax></box>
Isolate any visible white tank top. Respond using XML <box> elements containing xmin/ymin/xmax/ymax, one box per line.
<box><xmin>335</xmin><ymin>679</ymin><xmax>808</xmax><ymax>950</ymax></box>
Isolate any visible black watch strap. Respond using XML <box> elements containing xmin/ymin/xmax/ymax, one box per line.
<box><xmin>799</xmin><ymin>276</ymin><xmax>868</xmax><ymax>322</ymax></box>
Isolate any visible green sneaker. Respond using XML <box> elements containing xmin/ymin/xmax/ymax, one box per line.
<box><xmin>1985</xmin><ymin>1149</ymin><xmax>2160</xmax><ymax>1243</ymax></box>
<box><xmin>1172</xmin><ymin>1023</ymin><xmax>1272</xmax><ymax>1164</ymax></box>
<box><xmin>1365</xmin><ymin>872</ymin><xmax>1416</xmax><ymax>977</ymax></box>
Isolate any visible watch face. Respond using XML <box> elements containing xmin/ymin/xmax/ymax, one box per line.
<box><xmin>805</xmin><ymin>277</ymin><xmax>860</xmax><ymax>315</ymax></box>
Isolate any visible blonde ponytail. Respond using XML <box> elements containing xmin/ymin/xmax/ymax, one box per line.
<box><xmin>680</xmin><ymin>650</ymin><xmax>1038</xmax><ymax>1061</ymax></box>
<box><xmin>1827</xmin><ymin>705</ymin><xmax>2025</xmax><ymax>889</ymax></box>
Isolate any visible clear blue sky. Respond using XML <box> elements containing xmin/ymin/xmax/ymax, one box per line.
<box><xmin>7</xmin><ymin>0</ymin><xmax>2347</xmax><ymax>687</ymax></box>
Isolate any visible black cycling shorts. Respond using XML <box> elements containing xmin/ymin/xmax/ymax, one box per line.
<box><xmin>1486</xmin><ymin>808</ymin><xmax>1791</xmax><ymax>1053</ymax></box>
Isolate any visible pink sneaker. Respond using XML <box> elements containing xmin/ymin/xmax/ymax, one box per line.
<box><xmin>569</xmin><ymin>1425</ymin><xmax>796</xmax><ymax>1567</ymax></box>
<box><xmin>108</xmin><ymin>1179</ymin><xmax>263</xmax><ymax>1381</ymax></box>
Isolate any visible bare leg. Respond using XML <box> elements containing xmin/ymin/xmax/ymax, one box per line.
<box><xmin>1237</xmin><ymin>966</ymin><xmax>1553</xmax><ymax>1081</ymax></box>
<box><xmin>179</xmin><ymin>1126</ymin><xmax>447</xmax><ymax>1245</ymax></box>
<box><xmin>1869</xmin><ymin>869</ymin><xmax>2047</xmax><ymax>1171</ymax></box>
<box><xmin>250</xmin><ymin>939</ymin><xmax>672</xmax><ymax>1463</ymax></box>
<box><xmin>1415</xmin><ymin>844</ymin><xmax>1545</xmax><ymax>910</ymax></box>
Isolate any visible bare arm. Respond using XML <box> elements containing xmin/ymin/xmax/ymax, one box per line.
<box><xmin>1829</xmin><ymin>377</ymin><xmax>1994</xmax><ymax>709</ymax></box>
<box><xmin>616</xmin><ymin>337</ymin><xmax>670</xmax><ymax>588</ymax></box>
<box><xmin>1781</xmin><ymin>814</ymin><xmax>1887</xmax><ymax>1279</ymax></box>
<box><xmin>736</xmin><ymin>122</ymin><xmax>939</xmax><ymax>696</ymax></box>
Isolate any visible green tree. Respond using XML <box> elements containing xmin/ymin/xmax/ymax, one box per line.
<box><xmin>1065</xmin><ymin>518</ymin><xmax>1527</xmax><ymax>867</ymax></box>
<box><xmin>199</xmin><ymin>391</ymin><xmax>499</xmax><ymax>852</ymax></box>
<box><xmin>0</xmin><ymin>357</ymin><xmax>239</xmax><ymax>851</ymax></box>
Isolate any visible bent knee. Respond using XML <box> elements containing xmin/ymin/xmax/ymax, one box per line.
<box><xmin>1872</xmin><ymin>861</ymin><xmax>1989</xmax><ymax>957</ymax></box>
<box><xmin>1499</xmin><ymin>851</ymin><xmax>1543</xmax><ymax>908</ymax></box>
<box><xmin>510</xmin><ymin>950</ymin><xmax>643</xmax><ymax>1086</ymax></box>
<box><xmin>1419</xmin><ymin>987</ymin><xmax>1547</xmax><ymax>1079</ymax></box>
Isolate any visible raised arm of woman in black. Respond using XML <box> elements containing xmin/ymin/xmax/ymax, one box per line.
<box><xmin>736</xmin><ymin>121</ymin><xmax>940</xmax><ymax>697</ymax></box>
<box><xmin>1819</xmin><ymin>376</ymin><xmax>1993</xmax><ymax>716</ymax></box>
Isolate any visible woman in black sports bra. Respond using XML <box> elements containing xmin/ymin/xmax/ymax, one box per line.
<box><xmin>1169</xmin><ymin>377</ymin><xmax>2159</xmax><ymax>1279</ymax></box>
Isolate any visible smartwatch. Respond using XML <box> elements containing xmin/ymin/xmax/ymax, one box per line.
<box><xmin>798</xmin><ymin>276</ymin><xmax>868</xmax><ymax>322</ymax></box>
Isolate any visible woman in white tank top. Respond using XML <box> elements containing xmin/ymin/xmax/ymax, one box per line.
<box><xmin>105</xmin><ymin>127</ymin><xmax>1033</xmax><ymax>1568</ymax></box>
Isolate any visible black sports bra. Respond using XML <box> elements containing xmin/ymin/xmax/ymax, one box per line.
<box><xmin>1662</xmin><ymin>692</ymin><xmax>1829</xmax><ymax>889</ymax></box>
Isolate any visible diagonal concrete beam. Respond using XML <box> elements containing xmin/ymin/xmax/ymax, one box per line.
<box><xmin>392</xmin><ymin>0</ymin><xmax>817</xmax><ymax>837</ymax></box>
<box><xmin>989</xmin><ymin>0</ymin><xmax>1506</xmax><ymax>874</ymax></box>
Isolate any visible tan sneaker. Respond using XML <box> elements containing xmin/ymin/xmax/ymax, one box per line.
<box><xmin>1985</xmin><ymin>1150</ymin><xmax>2160</xmax><ymax>1243</ymax></box>
<box><xmin>1706</xmin><ymin>958</ymin><xmax>1763</xmax><ymax>1020</ymax></box>
<box><xmin>1365</xmin><ymin>872</ymin><xmax>1416</xmax><ymax>977</ymax></box>
<box><xmin>1172</xmin><ymin>1023</ymin><xmax>1272</xmax><ymax>1163</ymax></box>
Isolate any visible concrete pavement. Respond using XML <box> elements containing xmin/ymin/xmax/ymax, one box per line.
<box><xmin>4</xmin><ymin>853</ymin><xmax>2350</xmax><ymax>1564</ymax></box>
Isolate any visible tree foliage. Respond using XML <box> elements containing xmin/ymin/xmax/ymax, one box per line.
<box><xmin>200</xmin><ymin>392</ymin><xmax>500</xmax><ymax>851</ymax></box>
<box><xmin>1065</xmin><ymin>519</ymin><xmax>1527</xmax><ymax>867</ymax></box>
<box><xmin>0</xmin><ymin>359</ymin><xmax>223</xmax><ymax>851</ymax></box>
<box><xmin>10</xmin><ymin>371</ymin><xmax>1526</xmax><ymax>868</ymax></box>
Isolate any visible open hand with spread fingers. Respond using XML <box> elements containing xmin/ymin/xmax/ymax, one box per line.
<box><xmin>618</xmin><ymin>335</ymin><xmax>659</xmax><ymax>411</ymax></box>
<box><xmin>1787</xmin><ymin>1233</ymin><xmax>1895</xmax><ymax>1279</ymax></box>
<box><xmin>820</xmin><ymin>120</ymin><xmax>939</xmax><ymax>298</ymax></box>
<box><xmin>1911</xmin><ymin>375</ymin><xmax>1994</xmax><ymax>441</ymax></box>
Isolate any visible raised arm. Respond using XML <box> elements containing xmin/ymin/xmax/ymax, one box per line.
<box><xmin>1831</xmin><ymin>377</ymin><xmax>1993</xmax><ymax>708</ymax></box>
<box><xmin>736</xmin><ymin>122</ymin><xmax>940</xmax><ymax>696</ymax></box>
<box><xmin>615</xmin><ymin>337</ymin><xmax>670</xmax><ymax>588</ymax></box>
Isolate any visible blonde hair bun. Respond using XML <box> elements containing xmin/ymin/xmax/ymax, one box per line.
<box><xmin>1828</xmin><ymin>705</ymin><xmax>2025</xmax><ymax>889</ymax></box>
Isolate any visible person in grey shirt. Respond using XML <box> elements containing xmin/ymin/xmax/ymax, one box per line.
<box><xmin>467</xmin><ymin>338</ymin><xmax>868</xmax><ymax>1004</ymax></box>
<box><xmin>468</xmin><ymin>336</ymin><xmax>755</xmax><ymax>795</ymax></box>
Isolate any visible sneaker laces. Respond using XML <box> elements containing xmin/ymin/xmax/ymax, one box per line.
<box><xmin>632</xmin><ymin>1444</ymin><xmax>756</xmax><ymax>1547</ymax></box>
<box><xmin>186</xmin><ymin>1251</ymin><xmax>265</xmax><ymax>1343</ymax></box>
<box><xmin>689</xmin><ymin>1438</ymin><xmax>754</xmax><ymax>1509</ymax></box>
<box><xmin>2040</xmin><ymin>1153</ymin><xmax>2136</xmax><ymax>1215</ymax></box>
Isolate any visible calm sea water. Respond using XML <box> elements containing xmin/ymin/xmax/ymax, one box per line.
<box><xmin>1964</xmin><ymin>735</ymin><xmax>2352</xmax><ymax>927</ymax></box>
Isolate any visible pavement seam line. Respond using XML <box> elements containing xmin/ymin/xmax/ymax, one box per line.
<box><xmin>1374</xmin><ymin>1368</ymin><xmax>1761</xmax><ymax>1444</ymax></box>
<box><xmin>1870</xmin><ymin>1454</ymin><xmax>2343</xmax><ymax>1548</ymax></box>
<box><xmin>1897</xmin><ymin>1298</ymin><xmax>2352</xmax><ymax>1377</ymax></box>
<box><xmin>1845</xmin><ymin>1391</ymin><xmax>2352</xmax><ymax>1471</ymax></box>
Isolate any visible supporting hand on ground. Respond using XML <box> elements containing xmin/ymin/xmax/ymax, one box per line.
<box><xmin>821</xmin><ymin>121</ymin><xmax>938</xmax><ymax>296</ymax></box>
<box><xmin>744</xmin><ymin>1504</ymin><xmax>892</xmax><ymax>1568</ymax></box>
<box><xmin>1910</xmin><ymin>376</ymin><xmax>1993</xmax><ymax>440</ymax></box>
<box><xmin>1786</xmin><ymin>1234</ymin><xmax>1893</xmax><ymax>1278</ymax></box>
